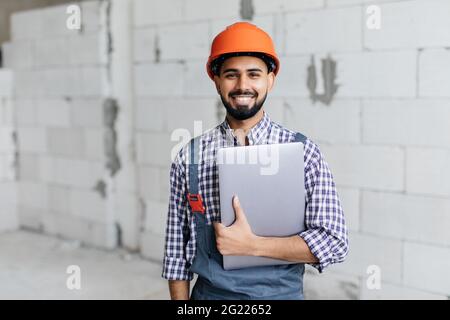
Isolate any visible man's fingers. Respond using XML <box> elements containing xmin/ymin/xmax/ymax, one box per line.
<box><xmin>232</xmin><ymin>195</ymin><xmax>247</xmax><ymax>222</ymax></box>
<box><xmin>213</xmin><ymin>222</ymin><xmax>225</xmax><ymax>233</ymax></box>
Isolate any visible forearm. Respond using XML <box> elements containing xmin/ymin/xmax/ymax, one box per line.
<box><xmin>168</xmin><ymin>280</ymin><xmax>190</xmax><ymax>300</ymax></box>
<box><xmin>253</xmin><ymin>235</ymin><xmax>319</xmax><ymax>263</ymax></box>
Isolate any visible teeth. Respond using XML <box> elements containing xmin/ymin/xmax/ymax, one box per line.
<box><xmin>233</xmin><ymin>95</ymin><xmax>254</xmax><ymax>103</ymax></box>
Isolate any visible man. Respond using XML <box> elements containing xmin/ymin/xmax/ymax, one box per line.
<box><xmin>162</xmin><ymin>22</ymin><xmax>348</xmax><ymax>300</ymax></box>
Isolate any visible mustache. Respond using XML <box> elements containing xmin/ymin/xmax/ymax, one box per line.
<box><xmin>229</xmin><ymin>90</ymin><xmax>256</xmax><ymax>97</ymax></box>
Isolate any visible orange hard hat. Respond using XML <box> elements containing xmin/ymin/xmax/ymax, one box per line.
<box><xmin>206</xmin><ymin>22</ymin><xmax>280</xmax><ymax>80</ymax></box>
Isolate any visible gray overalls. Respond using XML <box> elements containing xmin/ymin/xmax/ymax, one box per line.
<box><xmin>188</xmin><ymin>133</ymin><xmax>307</xmax><ymax>300</ymax></box>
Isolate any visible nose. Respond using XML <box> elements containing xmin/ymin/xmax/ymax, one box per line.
<box><xmin>235</xmin><ymin>74</ymin><xmax>251</xmax><ymax>91</ymax></box>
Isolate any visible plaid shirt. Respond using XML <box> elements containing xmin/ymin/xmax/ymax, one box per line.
<box><xmin>162</xmin><ymin>111</ymin><xmax>348</xmax><ymax>281</ymax></box>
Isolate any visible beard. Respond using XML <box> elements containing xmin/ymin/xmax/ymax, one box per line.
<box><xmin>220</xmin><ymin>89</ymin><xmax>268</xmax><ymax>121</ymax></box>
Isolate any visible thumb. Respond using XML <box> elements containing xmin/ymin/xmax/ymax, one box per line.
<box><xmin>232</xmin><ymin>196</ymin><xmax>247</xmax><ymax>222</ymax></box>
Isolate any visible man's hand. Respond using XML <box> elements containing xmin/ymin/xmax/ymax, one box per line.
<box><xmin>214</xmin><ymin>195</ymin><xmax>319</xmax><ymax>264</ymax></box>
<box><xmin>213</xmin><ymin>195</ymin><xmax>258</xmax><ymax>256</ymax></box>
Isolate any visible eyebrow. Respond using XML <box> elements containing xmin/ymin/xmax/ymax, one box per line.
<box><xmin>222</xmin><ymin>68</ymin><xmax>264</xmax><ymax>74</ymax></box>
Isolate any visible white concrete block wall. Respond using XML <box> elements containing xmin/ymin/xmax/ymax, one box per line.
<box><xmin>3</xmin><ymin>1</ymin><xmax>117</xmax><ymax>248</ymax></box>
<box><xmin>133</xmin><ymin>0</ymin><xmax>450</xmax><ymax>299</ymax></box>
<box><xmin>0</xmin><ymin>69</ymin><xmax>18</xmax><ymax>232</ymax></box>
<box><xmin>4</xmin><ymin>0</ymin><xmax>450</xmax><ymax>299</ymax></box>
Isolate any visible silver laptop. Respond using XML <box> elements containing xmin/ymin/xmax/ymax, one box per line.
<box><xmin>217</xmin><ymin>142</ymin><xmax>306</xmax><ymax>270</ymax></box>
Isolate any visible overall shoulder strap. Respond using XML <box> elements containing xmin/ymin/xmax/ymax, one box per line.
<box><xmin>188</xmin><ymin>136</ymin><xmax>200</xmax><ymax>194</ymax></box>
<box><xmin>294</xmin><ymin>132</ymin><xmax>307</xmax><ymax>144</ymax></box>
<box><xmin>187</xmin><ymin>136</ymin><xmax>205</xmax><ymax>214</ymax></box>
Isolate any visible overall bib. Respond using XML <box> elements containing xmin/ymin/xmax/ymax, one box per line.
<box><xmin>188</xmin><ymin>133</ymin><xmax>307</xmax><ymax>300</ymax></box>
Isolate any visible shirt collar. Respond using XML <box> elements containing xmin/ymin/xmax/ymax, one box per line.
<box><xmin>219</xmin><ymin>110</ymin><xmax>272</xmax><ymax>146</ymax></box>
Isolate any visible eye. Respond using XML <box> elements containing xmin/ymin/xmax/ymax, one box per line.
<box><xmin>249</xmin><ymin>72</ymin><xmax>260</xmax><ymax>78</ymax></box>
<box><xmin>225</xmin><ymin>73</ymin><xmax>237</xmax><ymax>79</ymax></box>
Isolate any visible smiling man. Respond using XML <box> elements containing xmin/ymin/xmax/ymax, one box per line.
<box><xmin>162</xmin><ymin>22</ymin><xmax>349</xmax><ymax>300</ymax></box>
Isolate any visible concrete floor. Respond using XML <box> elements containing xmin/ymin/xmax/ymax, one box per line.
<box><xmin>0</xmin><ymin>230</ymin><xmax>171</xmax><ymax>299</ymax></box>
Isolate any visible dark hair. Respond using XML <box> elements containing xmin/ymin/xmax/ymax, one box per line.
<box><xmin>210</xmin><ymin>52</ymin><xmax>276</xmax><ymax>77</ymax></box>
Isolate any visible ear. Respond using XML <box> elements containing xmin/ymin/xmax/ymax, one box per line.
<box><xmin>267</xmin><ymin>72</ymin><xmax>275</xmax><ymax>92</ymax></box>
<box><xmin>213</xmin><ymin>76</ymin><xmax>221</xmax><ymax>94</ymax></box>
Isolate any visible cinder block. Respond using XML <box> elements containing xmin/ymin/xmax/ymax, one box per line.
<box><xmin>18</xmin><ymin>181</ymin><xmax>48</xmax><ymax>210</ymax></box>
<box><xmin>17</xmin><ymin>205</ymin><xmax>44</xmax><ymax>230</ymax></box>
<box><xmin>80</xmin><ymin>67</ymin><xmax>104</xmax><ymax>97</ymax></box>
<box><xmin>138</xmin><ymin>166</ymin><xmax>161</xmax><ymax>201</ymax></box>
<box><xmin>0</xmin><ymin>153</ymin><xmax>16</xmax><ymax>181</ymax></box>
<box><xmin>304</xmin><ymin>269</ymin><xmax>359</xmax><ymax>299</ymax></box>
<box><xmin>81</xmin><ymin>1</ymin><xmax>102</xmax><ymax>33</ymax></box>
<box><xmin>363</xmin><ymin>99</ymin><xmax>450</xmax><ymax>148</ymax></box>
<box><xmin>42</xmin><ymin>68</ymin><xmax>82</xmax><ymax>97</ymax></box>
<box><xmin>165</xmin><ymin>98</ymin><xmax>218</xmax><ymax>132</ymax></box>
<box><xmin>184</xmin><ymin>0</ymin><xmax>240</xmax><ymax>21</ymax></box>
<box><xmin>210</xmin><ymin>16</ymin><xmax>275</xmax><ymax>44</ymax></box>
<box><xmin>134</xmin><ymin>0</ymin><xmax>183</xmax><ymax>26</ymax></box>
<box><xmin>41</xmin><ymin>211</ymin><xmax>59</xmax><ymax>235</ymax></box>
<box><xmin>39</xmin><ymin>156</ymin><xmax>58</xmax><ymax>184</ymax></box>
<box><xmin>18</xmin><ymin>127</ymin><xmax>47</xmax><ymax>154</ymax></box>
<box><xmin>11</xmin><ymin>9</ymin><xmax>42</xmax><ymax>40</ymax></box>
<box><xmin>419</xmin><ymin>49</ymin><xmax>450</xmax><ymax>98</ymax></box>
<box><xmin>0</xmin><ymin>181</ymin><xmax>17</xmax><ymax>205</ymax></box>
<box><xmin>337</xmin><ymin>187</ymin><xmax>359</xmax><ymax>232</ymax></box>
<box><xmin>140</xmin><ymin>231</ymin><xmax>165</xmax><ymax>262</ymax></box>
<box><xmin>18</xmin><ymin>153</ymin><xmax>40</xmax><ymax>181</ymax></box>
<box><xmin>34</xmin><ymin>38</ymin><xmax>68</xmax><ymax>67</ymax></box>
<box><xmin>67</xmin><ymin>34</ymin><xmax>104</xmax><ymax>65</ymax></box>
<box><xmin>183</xmin><ymin>61</ymin><xmax>216</xmax><ymax>98</ymax></box>
<box><xmin>0</xmin><ymin>127</ymin><xmax>15</xmax><ymax>153</ymax></box>
<box><xmin>286</xmin><ymin>7</ymin><xmax>362</xmax><ymax>54</ymax></box>
<box><xmin>263</xmin><ymin>98</ymin><xmax>285</xmax><ymax>125</ymax></box>
<box><xmin>158</xmin><ymin>22</ymin><xmax>209</xmax><ymax>61</ymax></box>
<box><xmin>253</xmin><ymin>0</ymin><xmax>324</xmax><ymax>14</ymax></box>
<box><xmin>2</xmin><ymin>41</ymin><xmax>34</xmax><ymax>69</ymax></box>
<box><xmin>364</xmin><ymin>0</ymin><xmax>450</xmax><ymax>50</ymax></box>
<box><xmin>159</xmin><ymin>166</ymin><xmax>171</xmax><ymax>203</ymax></box>
<box><xmin>70</xmin><ymin>98</ymin><xmax>103</xmax><ymax>128</ymax></box>
<box><xmin>15</xmin><ymin>99</ymin><xmax>36</xmax><ymax>126</ymax></box>
<box><xmin>134</xmin><ymin>63</ymin><xmax>184</xmax><ymax>97</ymax></box>
<box><xmin>47</xmin><ymin>184</ymin><xmax>70</xmax><ymax>213</ymax></box>
<box><xmin>136</xmin><ymin>132</ymin><xmax>173</xmax><ymax>166</ymax></box>
<box><xmin>47</xmin><ymin>128</ymin><xmax>85</xmax><ymax>158</ymax></box>
<box><xmin>335</xmin><ymin>51</ymin><xmax>417</xmax><ymax>98</ymax></box>
<box><xmin>3</xmin><ymin>98</ymin><xmax>14</xmax><ymax>125</ymax></box>
<box><xmin>362</xmin><ymin>191</ymin><xmax>450</xmax><ymax>247</ymax></box>
<box><xmin>0</xmin><ymin>98</ymin><xmax>11</xmax><ymax>125</ymax></box>
<box><xmin>270</xmin><ymin>56</ymin><xmax>311</xmax><ymax>98</ymax></box>
<box><xmin>285</xmin><ymin>98</ymin><xmax>360</xmax><ymax>144</ymax></box>
<box><xmin>13</xmin><ymin>71</ymin><xmax>41</xmax><ymax>97</ymax></box>
<box><xmin>0</xmin><ymin>201</ymin><xmax>18</xmax><ymax>232</ymax></box>
<box><xmin>404</xmin><ymin>242</ymin><xmax>450</xmax><ymax>295</ymax></box>
<box><xmin>360</xmin><ymin>281</ymin><xmax>448</xmax><ymax>300</ymax></box>
<box><xmin>135</xmin><ymin>98</ymin><xmax>166</xmax><ymax>132</ymax></box>
<box><xmin>84</xmin><ymin>129</ymin><xmax>105</xmax><ymax>161</ymax></box>
<box><xmin>53</xmin><ymin>158</ymin><xmax>104</xmax><ymax>189</ymax></box>
<box><xmin>114</xmin><ymin>162</ymin><xmax>138</xmax><ymax>193</ymax></box>
<box><xmin>36</xmin><ymin>99</ymin><xmax>71</xmax><ymax>127</ymax></box>
<box><xmin>69</xmin><ymin>188</ymin><xmax>107</xmax><ymax>223</ymax></box>
<box><xmin>133</xmin><ymin>28</ymin><xmax>156</xmax><ymax>63</ymax></box>
<box><xmin>143</xmin><ymin>200</ymin><xmax>168</xmax><ymax>235</ymax></box>
<box><xmin>333</xmin><ymin>232</ymin><xmax>403</xmax><ymax>284</ymax></box>
<box><xmin>40</xmin><ymin>4</ymin><xmax>81</xmax><ymax>38</ymax></box>
<box><xmin>406</xmin><ymin>148</ymin><xmax>450</xmax><ymax>197</ymax></box>
<box><xmin>321</xmin><ymin>145</ymin><xmax>404</xmax><ymax>191</ymax></box>
<box><xmin>115</xmin><ymin>193</ymin><xmax>140</xmax><ymax>250</ymax></box>
<box><xmin>90</xmin><ymin>221</ymin><xmax>117</xmax><ymax>249</ymax></box>
<box><xmin>0</xmin><ymin>70</ymin><xmax>13</xmax><ymax>97</ymax></box>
